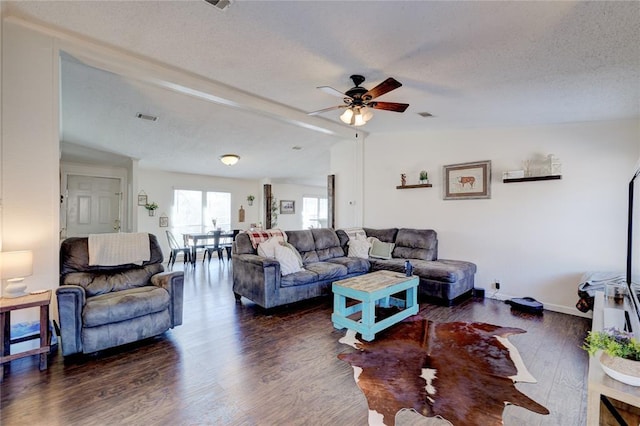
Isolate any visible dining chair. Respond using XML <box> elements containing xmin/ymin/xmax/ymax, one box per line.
<box><xmin>203</xmin><ymin>230</ymin><xmax>224</xmax><ymax>263</ymax></box>
<box><xmin>219</xmin><ymin>229</ymin><xmax>240</xmax><ymax>261</ymax></box>
<box><xmin>166</xmin><ymin>230</ymin><xmax>192</xmax><ymax>267</ymax></box>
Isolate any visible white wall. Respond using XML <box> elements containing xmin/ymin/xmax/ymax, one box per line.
<box><xmin>1</xmin><ymin>21</ymin><xmax>60</xmax><ymax>321</ymax></box>
<box><xmin>270</xmin><ymin>182</ymin><xmax>327</xmax><ymax>230</ymax></box>
<box><xmin>346</xmin><ymin>119</ymin><xmax>638</xmax><ymax>315</ymax></box>
<box><xmin>137</xmin><ymin>169</ymin><xmax>328</xmax><ymax>258</ymax></box>
<box><xmin>137</xmin><ymin>169</ymin><xmax>263</xmax><ymax>257</ymax></box>
<box><xmin>330</xmin><ymin>132</ymin><xmax>365</xmax><ymax>228</ymax></box>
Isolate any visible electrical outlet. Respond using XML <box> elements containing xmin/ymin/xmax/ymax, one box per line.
<box><xmin>495</xmin><ymin>281</ymin><xmax>501</xmax><ymax>290</ymax></box>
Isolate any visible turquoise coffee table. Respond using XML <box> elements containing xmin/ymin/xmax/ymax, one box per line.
<box><xmin>332</xmin><ymin>270</ymin><xmax>419</xmax><ymax>341</ymax></box>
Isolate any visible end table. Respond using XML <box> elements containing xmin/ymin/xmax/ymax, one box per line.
<box><xmin>0</xmin><ymin>290</ymin><xmax>52</xmax><ymax>381</ymax></box>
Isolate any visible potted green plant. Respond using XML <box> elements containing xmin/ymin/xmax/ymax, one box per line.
<box><xmin>419</xmin><ymin>170</ymin><xmax>428</xmax><ymax>184</ymax></box>
<box><xmin>144</xmin><ymin>202</ymin><xmax>158</xmax><ymax>217</ymax></box>
<box><xmin>583</xmin><ymin>328</ymin><xmax>640</xmax><ymax>385</ymax></box>
<box><xmin>247</xmin><ymin>195</ymin><xmax>255</xmax><ymax>206</ymax></box>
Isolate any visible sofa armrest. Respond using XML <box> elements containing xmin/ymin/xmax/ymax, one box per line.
<box><xmin>56</xmin><ymin>285</ymin><xmax>86</xmax><ymax>356</ymax></box>
<box><xmin>232</xmin><ymin>253</ymin><xmax>281</xmax><ymax>308</ymax></box>
<box><xmin>151</xmin><ymin>271</ymin><xmax>184</xmax><ymax>327</ymax></box>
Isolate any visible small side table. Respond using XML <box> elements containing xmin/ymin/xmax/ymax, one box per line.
<box><xmin>0</xmin><ymin>290</ymin><xmax>52</xmax><ymax>381</ymax></box>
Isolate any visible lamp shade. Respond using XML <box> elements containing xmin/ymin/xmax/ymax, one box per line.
<box><xmin>219</xmin><ymin>154</ymin><xmax>240</xmax><ymax>166</ymax></box>
<box><xmin>0</xmin><ymin>250</ymin><xmax>33</xmax><ymax>280</ymax></box>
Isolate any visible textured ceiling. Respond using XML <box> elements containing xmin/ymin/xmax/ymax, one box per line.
<box><xmin>5</xmin><ymin>1</ymin><xmax>640</xmax><ymax>186</ymax></box>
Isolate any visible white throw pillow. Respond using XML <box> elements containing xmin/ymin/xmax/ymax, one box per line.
<box><xmin>257</xmin><ymin>237</ymin><xmax>281</xmax><ymax>258</ymax></box>
<box><xmin>369</xmin><ymin>239</ymin><xmax>395</xmax><ymax>260</ymax></box>
<box><xmin>274</xmin><ymin>244</ymin><xmax>303</xmax><ymax>276</ymax></box>
<box><xmin>283</xmin><ymin>242</ymin><xmax>304</xmax><ymax>267</ymax></box>
<box><xmin>348</xmin><ymin>239</ymin><xmax>371</xmax><ymax>259</ymax></box>
<box><xmin>344</xmin><ymin>227</ymin><xmax>367</xmax><ymax>241</ymax></box>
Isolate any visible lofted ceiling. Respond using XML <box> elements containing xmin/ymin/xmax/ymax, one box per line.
<box><xmin>5</xmin><ymin>1</ymin><xmax>640</xmax><ymax>187</ymax></box>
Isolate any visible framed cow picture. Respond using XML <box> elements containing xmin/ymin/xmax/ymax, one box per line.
<box><xmin>443</xmin><ymin>160</ymin><xmax>491</xmax><ymax>200</ymax></box>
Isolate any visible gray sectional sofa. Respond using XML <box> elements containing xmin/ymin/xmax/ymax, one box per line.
<box><xmin>232</xmin><ymin>227</ymin><xmax>476</xmax><ymax>309</ymax></box>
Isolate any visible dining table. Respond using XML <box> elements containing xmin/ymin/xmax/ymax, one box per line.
<box><xmin>183</xmin><ymin>231</ymin><xmax>235</xmax><ymax>265</ymax></box>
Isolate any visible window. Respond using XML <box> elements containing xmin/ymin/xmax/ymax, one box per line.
<box><xmin>302</xmin><ymin>196</ymin><xmax>328</xmax><ymax>229</ymax></box>
<box><xmin>172</xmin><ymin>189</ymin><xmax>231</xmax><ymax>234</ymax></box>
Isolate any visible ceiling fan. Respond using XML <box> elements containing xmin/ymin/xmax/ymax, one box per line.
<box><xmin>308</xmin><ymin>75</ymin><xmax>409</xmax><ymax>126</ymax></box>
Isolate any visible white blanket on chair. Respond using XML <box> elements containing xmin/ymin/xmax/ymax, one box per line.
<box><xmin>88</xmin><ymin>232</ymin><xmax>150</xmax><ymax>266</ymax></box>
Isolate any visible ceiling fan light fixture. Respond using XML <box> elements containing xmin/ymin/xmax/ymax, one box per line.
<box><xmin>353</xmin><ymin>109</ymin><xmax>366</xmax><ymax>127</ymax></box>
<box><xmin>340</xmin><ymin>107</ymin><xmax>372</xmax><ymax>127</ymax></box>
<box><xmin>219</xmin><ymin>154</ymin><xmax>240</xmax><ymax>166</ymax></box>
<box><xmin>340</xmin><ymin>108</ymin><xmax>354</xmax><ymax>124</ymax></box>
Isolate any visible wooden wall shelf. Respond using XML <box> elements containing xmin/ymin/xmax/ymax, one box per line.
<box><xmin>503</xmin><ymin>175</ymin><xmax>562</xmax><ymax>183</ymax></box>
<box><xmin>396</xmin><ymin>183</ymin><xmax>432</xmax><ymax>189</ymax></box>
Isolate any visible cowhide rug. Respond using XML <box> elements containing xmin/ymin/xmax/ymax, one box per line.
<box><xmin>338</xmin><ymin>315</ymin><xmax>549</xmax><ymax>425</ymax></box>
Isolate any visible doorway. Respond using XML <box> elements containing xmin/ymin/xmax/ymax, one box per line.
<box><xmin>64</xmin><ymin>175</ymin><xmax>122</xmax><ymax>237</ymax></box>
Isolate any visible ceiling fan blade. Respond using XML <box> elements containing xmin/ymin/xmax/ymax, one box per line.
<box><xmin>317</xmin><ymin>86</ymin><xmax>351</xmax><ymax>99</ymax></box>
<box><xmin>307</xmin><ymin>105</ymin><xmax>346</xmax><ymax>116</ymax></box>
<box><xmin>371</xmin><ymin>101</ymin><xmax>409</xmax><ymax>113</ymax></box>
<box><xmin>362</xmin><ymin>77</ymin><xmax>402</xmax><ymax>100</ymax></box>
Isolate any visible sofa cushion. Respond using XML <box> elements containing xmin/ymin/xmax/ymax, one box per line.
<box><xmin>364</xmin><ymin>228</ymin><xmax>398</xmax><ymax>243</ymax></box>
<box><xmin>304</xmin><ymin>262</ymin><xmax>348</xmax><ymax>281</ymax></box>
<box><xmin>287</xmin><ymin>230</ymin><xmax>320</xmax><ymax>264</ymax></box>
<box><xmin>280</xmin><ymin>268</ymin><xmax>319</xmax><ymax>288</ymax></box>
<box><xmin>369</xmin><ymin>258</ymin><xmax>476</xmax><ymax>283</ymax></box>
<box><xmin>62</xmin><ymin>263</ymin><xmax>165</xmax><ymax>297</ymax></box>
<box><xmin>392</xmin><ymin>228</ymin><xmax>438</xmax><ymax>261</ymax></box>
<box><xmin>326</xmin><ymin>257</ymin><xmax>371</xmax><ymax>274</ymax></box>
<box><xmin>234</xmin><ymin>232</ymin><xmax>257</xmax><ymax>255</ymax></box>
<box><xmin>83</xmin><ymin>286</ymin><xmax>170</xmax><ymax>327</ymax></box>
<box><xmin>312</xmin><ymin>228</ymin><xmax>344</xmax><ymax>261</ymax></box>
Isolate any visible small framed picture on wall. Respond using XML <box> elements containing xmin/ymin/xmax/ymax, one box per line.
<box><xmin>138</xmin><ymin>192</ymin><xmax>148</xmax><ymax>206</ymax></box>
<box><xmin>443</xmin><ymin>160</ymin><xmax>492</xmax><ymax>200</ymax></box>
<box><xmin>159</xmin><ymin>216</ymin><xmax>169</xmax><ymax>227</ymax></box>
<box><xmin>280</xmin><ymin>200</ymin><xmax>295</xmax><ymax>214</ymax></box>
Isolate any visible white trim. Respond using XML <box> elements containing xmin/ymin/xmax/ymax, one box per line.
<box><xmin>487</xmin><ymin>291</ymin><xmax>593</xmax><ymax>318</ymax></box>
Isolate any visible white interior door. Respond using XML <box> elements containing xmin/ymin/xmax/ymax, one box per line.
<box><xmin>66</xmin><ymin>175</ymin><xmax>122</xmax><ymax>237</ymax></box>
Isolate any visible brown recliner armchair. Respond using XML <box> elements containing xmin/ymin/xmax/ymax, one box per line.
<box><xmin>56</xmin><ymin>233</ymin><xmax>184</xmax><ymax>356</ymax></box>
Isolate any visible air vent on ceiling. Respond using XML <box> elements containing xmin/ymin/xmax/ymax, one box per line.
<box><xmin>136</xmin><ymin>113</ymin><xmax>158</xmax><ymax>122</ymax></box>
<box><xmin>417</xmin><ymin>112</ymin><xmax>433</xmax><ymax>118</ymax></box>
<box><xmin>205</xmin><ymin>0</ymin><xmax>232</xmax><ymax>10</ymax></box>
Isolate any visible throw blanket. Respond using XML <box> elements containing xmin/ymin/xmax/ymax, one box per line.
<box><xmin>88</xmin><ymin>232</ymin><xmax>150</xmax><ymax>266</ymax></box>
<box><xmin>245</xmin><ymin>229</ymin><xmax>287</xmax><ymax>249</ymax></box>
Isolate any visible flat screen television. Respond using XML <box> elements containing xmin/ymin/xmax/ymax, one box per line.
<box><xmin>626</xmin><ymin>165</ymin><xmax>640</xmax><ymax>328</ymax></box>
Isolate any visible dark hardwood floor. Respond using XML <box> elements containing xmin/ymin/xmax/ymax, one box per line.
<box><xmin>1</xmin><ymin>259</ymin><xmax>591</xmax><ymax>425</ymax></box>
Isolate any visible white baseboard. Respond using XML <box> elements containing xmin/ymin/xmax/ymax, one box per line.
<box><xmin>484</xmin><ymin>292</ymin><xmax>593</xmax><ymax>319</ymax></box>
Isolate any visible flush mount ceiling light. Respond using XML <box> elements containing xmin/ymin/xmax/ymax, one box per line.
<box><xmin>219</xmin><ymin>154</ymin><xmax>240</xmax><ymax>166</ymax></box>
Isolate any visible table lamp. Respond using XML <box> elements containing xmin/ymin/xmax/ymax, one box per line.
<box><xmin>0</xmin><ymin>250</ymin><xmax>33</xmax><ymax>298</ymax></box>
